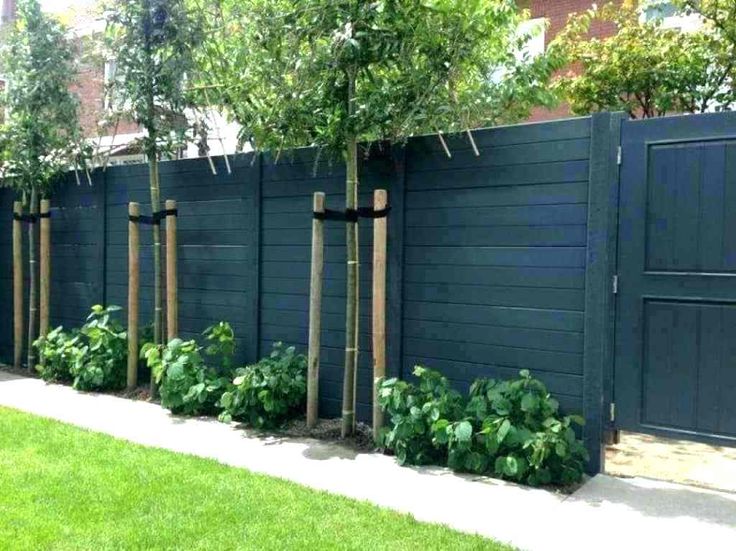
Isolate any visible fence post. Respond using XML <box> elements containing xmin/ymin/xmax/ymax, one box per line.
<box><xmin>127</xmin><ymin>202</ymin><xmax>140</xmax><ymax>390</ymax></box>
<box><xmin>13</xmin><ymin>201</ymin><xmax>23</xmax><ymax>369</ymax></box>
<box><xmin>165</xmin><ymin>199</ymin><xmax>178</xmax><ymax>342</ymax></box>
<box><xmin>372</xmin><ymin>189</ymin><xmax>388</xmax><ymax>440</ymax></box>
<box><xmin>387</xmin><ymin>148</ymin><xmax>406</xmax><ymax>381</ymax></box>
<box><xmin>583</xmin><ymin>112</ymin><xmax>623</xmax><ymax>475</ymax></box>
<box><xmin>307</xmin><ymin>192</ymin><xmax>325</xmax><ymax>428</ymax></box>
<box><xmin>39</xmin><ymin>199</ymin><xmax>51</xmax><ymax>344</ymax></box>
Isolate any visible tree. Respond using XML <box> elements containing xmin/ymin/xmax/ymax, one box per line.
<box><xmin>0</xmin><ymin>0</ymin><xmax>88</xmax><ymax>371</ymax></box>
<box><xmin>680</xmin><ymin>1</ymin><xmax>736</xmax><ymax>47</ymax></box>
<box><xmin>550</xmin><ymin>0</ymin><xmax>736</xmax><ymax>118</ymax></box>
<box><xmin>103</xmin><ymin>0</ymin><xmax>202</xmax><ymax>388</ymax></box>
<box><xmin>195</xmin><ymin>0</ymin><xmax>557</xmax><ymax>436</ymax></box>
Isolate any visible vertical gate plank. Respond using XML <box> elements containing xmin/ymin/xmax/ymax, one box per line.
<box><xmin>583</xmin><ymin>112</ymin><xmax>625</xmax><ymax>475</ymax></box>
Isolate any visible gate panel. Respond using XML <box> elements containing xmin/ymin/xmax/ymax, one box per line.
<box><xmin>615</xmin><ymin>113</ymin><xmax>736</xmax><ymax>444</ymax></box>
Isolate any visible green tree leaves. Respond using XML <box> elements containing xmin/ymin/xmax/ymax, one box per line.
<box><xmin>193</xmin><ymin>0</ymin><xmax>558</xmax><ymax>155</ymax></box>
<box><xmin>102</xmin><ymin>0</ymin><xmax>202</xmax><ymax>155</ymax></box>
<box><xmin>550</xmin><ymin>1</ymin><xmax>736</xmax><ymax>118</ymax></box>
<box><xmin>0</xmin><ymin>0</ymin><xmax>87</xmax><ymax>195</ymax></box>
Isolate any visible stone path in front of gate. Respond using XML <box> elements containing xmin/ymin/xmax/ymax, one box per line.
<box><xmin>1</xmin><ymin>369</ymin><xmax>735</xmax><ymax>551</ymax></box>
<box><xmin>607</xmin><ymin>431</ymin><xmax>736</xmax><ymax>493</ymax></box>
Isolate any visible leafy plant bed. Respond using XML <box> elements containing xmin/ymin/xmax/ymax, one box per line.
<box><xmin>378</xmin><ymin>367</ymin><xmax>589</xmax><ymax>488</ymax></box>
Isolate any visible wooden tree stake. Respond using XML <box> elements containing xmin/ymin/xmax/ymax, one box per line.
<box><xmin>165</xmin><ymin>199</ymin><xmax>178</xmax><ymax>342</ymax></box>
<box><xmin>307</xmin><ymin>192</ymin><xmax>325</xmax><ymax>428</ymax></box>
<box><xmin>13</xmin><ymin>201</ymin><xmax>23</xmax><ymax>369</ymax></box>
<box><xmin>372</xmin><ymin>190</ymin><xmax>388</xmax><ymax>441</ymax></box>
<box><xmin>39</xmin><ymin>199</ymin><xmax>51</xmax><ymax>344</ymax></box>
<box><xmin>127</xmin><ymin>202</ymin><xmax>140</xmax><ymax>390</ymax></box>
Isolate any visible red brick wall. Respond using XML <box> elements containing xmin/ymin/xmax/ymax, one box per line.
<box><xmin>520</xmin><ymin>0</ymin><xmax>622</xmax><ymax>121</ymax></box>
<box><xmin>72</xmin><ymin>37</ymin><xmax>139</xmax><ymax>138</ymax></box>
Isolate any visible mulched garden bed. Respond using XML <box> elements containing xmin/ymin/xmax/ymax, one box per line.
<box><xmin>279</xmin><ymin>417</ymin><xmax>377</xmax><ymax>453</ymax></box>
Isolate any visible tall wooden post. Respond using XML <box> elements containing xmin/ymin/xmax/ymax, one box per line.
<box><xmin>127</xmin><ymin>202</ymin><xmax>140</xmax><ymax>390</ymax></box>
<box><xmin>165</xmin><ymin>199</ymin><xmax>178</xmax><ymax>342</ymax></box>
<box><xmin>372</xmin><ymin>190</ymin><xmax>388</xmax><ymax>440</ymax></box>
<box><xmin>39</xmin><ymin>199</ymin><xmax>51</xmax><ymax>343</ymax></box>
<box><xmin>13</xmin><ymin>201</ymin><xmax>23</xmax><ymax>369</ymax></box>
<box><xmin>307</xmin><ymin>192</ymin><xmax>325</xmax><ymax>428</ymax></box>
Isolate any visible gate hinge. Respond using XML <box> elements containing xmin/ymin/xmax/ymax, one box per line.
<box><xmin>610</xmin><ymin>402</ymin><xmax>616</xmax><ymax>422</ymax></box>
<box><xmin>617</xmin><ymin>146</ymin><xmax>622</xmax><ymax>165</ymax></box>
<box><xmin>612</xmin><ymin>274</ymin><xmax>619</xmax><ymax>294</ymax></box>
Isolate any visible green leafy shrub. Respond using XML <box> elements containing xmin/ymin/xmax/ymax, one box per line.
<box><xmin>218</xmin><ymin>342</ymin><xmax>307</xmax><ymax>428</ymax></box>
<box><xmin>378</xmin><ymin>368</ymin><xmax>589</xmax><ymax>487</ymax></box>
<box><xmin>33</xmin><ymin>326</ymin><xmax>82</xmax><ymax>383</ymax></box>
<box><xmin>69</xmin><ymin>305</ymin><xmax>127</xmax><ymax>391</ymax></box>
<box><xmin>203</xmin><ymin>322</ymin><xmax>236</xmax><ymax>370</ymax></box>
<box><xmin>437</xmin><ymin>370</ymin><xmax>588</xmax><ymax>486</ymax></box>
<box><xmin>377</xmin><ymin>366</ymin><xmax>464</xmax><ymax>466</ymax></box>
<box><xmin>143</xmin><ymin>338</ymin><xmax>231</xmax><ymax>416</ymax></box>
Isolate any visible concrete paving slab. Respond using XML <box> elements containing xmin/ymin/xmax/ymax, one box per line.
<box><xmin>607</xmin><ymin>431</ymin><xmax>736</xmax><ymax>493</ymax></box>
<box><xmin>1</xmin><ymin>370</ymin><xmax>735</xmax><ymax>551</ymax></box>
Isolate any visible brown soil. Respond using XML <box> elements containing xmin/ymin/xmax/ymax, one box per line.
<box><xmin>279</xmin><ymin>417</ymin><xmax>377</xmax><ymax>453</ymax></box>
<box><xmin>0</xmin><ymin>364</ymin><xmax>39</xmax><ymax>378</ymax></box>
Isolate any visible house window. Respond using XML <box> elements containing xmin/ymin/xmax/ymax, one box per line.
<box><xmin>518</xmin><ymin>17</ymin><xmax>546</xmax><ymax>59</ymax></box>
<box><xmin>641</xmin><ymin>1</ymin><xmax>703</xmax><ymax>32</ymax></box>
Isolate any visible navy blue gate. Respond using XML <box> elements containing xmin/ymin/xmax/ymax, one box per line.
<box><xmin>614</xmin><ymin>112</ymin><xmax>736</xmax><ymax>445</ymax></box>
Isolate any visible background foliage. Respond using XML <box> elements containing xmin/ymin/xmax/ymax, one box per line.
<box><xmin>551</xmin><ymin>0</ymin><xmax>736</xmax><ymax>118</ymax></box>
<box><xmin>192</xmin><ymin>0</ymin><xmax>559</xmax><ymax>154</ymax></box>
<box><xmin>0</xmin><ymin>0</ymin><xmax>87</xmax><ymax>194</ymax></box>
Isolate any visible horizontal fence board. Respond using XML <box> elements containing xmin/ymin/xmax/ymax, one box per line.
<box><xmin>0</xmin><ymin>117</ymin><xmax>595</xmax><ymax>426</ymax></box>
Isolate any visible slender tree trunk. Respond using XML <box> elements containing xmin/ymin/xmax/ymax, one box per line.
<box><xmin>13</xmin><ymin>201</ymin><xmax>24</xmax><ymax>370</ymax></box>
<box><xmin>342</xmin><ymin>69</ymin><xmax>359</xmax><ymax>438</ymax></box>
<box><xmin>149</xmin><ymin>154</ymin><xmax>163</xmax><ymax>395</ymax></box>
<box><xmin>27</xmin><ymin>188</ymin><xmax>39</xmax><ymax>372</ymax></box>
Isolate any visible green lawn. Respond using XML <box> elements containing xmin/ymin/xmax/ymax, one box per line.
<box><xmin>0</xmin><ymin>407</ymin><xmax>513</xmax><ymax>550</ymax></box>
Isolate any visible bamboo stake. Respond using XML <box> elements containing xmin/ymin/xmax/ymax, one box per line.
<box><xmin>39</xmin><ymin>199</ymin><xmax>51</xmax><ymax>344</ymax></box>
<box><xmin>27</xmin><ymin>189</ymin><xmax>38</xmax><ymax>372</ymax></box>
<box><xmin>372</xmin><ymin>190</ymin><xmax>388</xmax><ymax>441</ymax></box>
<box><xmin>342</xmin><ymin>68</ymin><xmax>359</xmax><ymax>438</ymax></box>
<box><xmin>127</xmin><ymin>202</ymin><xmax>140</xmax><ymax>390</ymax></box>
<box><xmin>165</xmin><ymin>200</ymin><xmax>178</xmax><ymax>342</ymax></box>
<box><xmin>307</xmin><ymin>192</ymin><xmax>325</xmax><ymax>428</ymax></box>
<box><xmin>149</xmin><ymin>156</ymin><xmax>163</xmax><ymax>397</ymax></box>
<box><xmin>13</xmin><ymin>201</ymin><xmax>23</xmax><ymax>369</ymax></box>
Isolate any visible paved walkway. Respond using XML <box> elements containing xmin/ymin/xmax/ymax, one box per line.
<box><xmin>607</xmin><ymin>431</ymin><xmax>736</xmax><ymax>493</ymax></box>
<box><xmin>1</xmin><ymin>370</ymin><xmax>735</xmax><ymax>551</ymax></box>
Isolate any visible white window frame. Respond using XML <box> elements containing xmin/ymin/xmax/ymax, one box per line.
<box><xmin>640</xmin><ymin>1</ymin><xmax>703</xmax><ymax>32</ymax></box>
<box><xmin>517</xmin><ymin>17</ymin><xmax>546</xmax><ymax>60</ymax></box>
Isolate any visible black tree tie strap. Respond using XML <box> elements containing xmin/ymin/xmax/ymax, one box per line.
<box><xmin>357</xmin><ymin>206</ymin><xmax>391</xmax><ymax>219</ymax></box>
<box><xmin>314</xmin><ymin>209</ymin><xmax>358</xmax><ymax>222</ymax></box>
<box><xmin>13</xmin><ymin>212</ymin><xmax>49</xmax><ymax>224</ymax></box>
<box><xmin>129</xmin><ymin>209</ymin><xmax>178</xmax><ymax>225</ymax></box>
<box><xmin>313</xmin><ymin>206</ymin><xmax>390</xmax><ymax>221</ymax></box>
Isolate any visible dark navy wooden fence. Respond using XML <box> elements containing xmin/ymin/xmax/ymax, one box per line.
<box><xmin>0</xmin><ymin>113</ymin><xmax>626</xmax><ymax>472</ymax></box>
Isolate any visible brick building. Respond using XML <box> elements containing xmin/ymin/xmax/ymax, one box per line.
<box><xmin>521</xmin><ymin>0</ymin><xmax>622</xmax><ymax>121</ymax></box>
